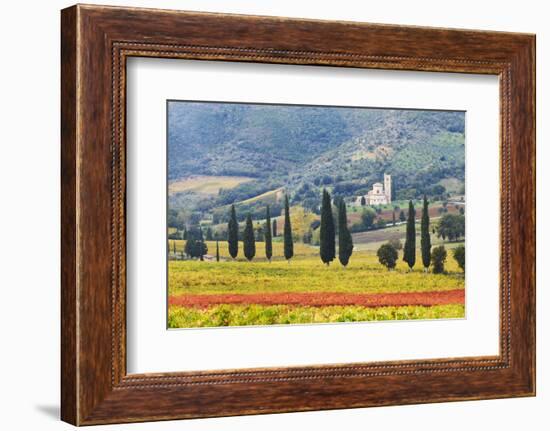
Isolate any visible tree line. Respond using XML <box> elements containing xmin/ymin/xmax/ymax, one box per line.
<box><xmin>173</xmin><ymin>190</ymin><xmax>355</xmax><ymax>266</ymax></box>
<box><xmin>376</xmin><ymin>196</ymin><xmax>465</xmax><ymax>274</ymax></box>
<box><xmin>225</xmin><ymin>189</ymin><xmax>354</xmax><ymax>266</ymax></box>
<box><xmin>171</xmin><ymin>193</ymin><xmax>464</xmax><ymax>271</ymax></box>
<box><xmin>226</xmin><ymin>197</ymin><xmax>286</xmax><ymax>262</ymax></box>
<box><xmin>319</xmin><ymin>189</ymin><xmax>353</xmax><ymax>266</ymax></box>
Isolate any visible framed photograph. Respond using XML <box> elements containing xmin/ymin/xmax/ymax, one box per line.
<box><xmin>61</xmin><ymin>4</ymin><xmax>535</xmax><ymax>425</ymax></box>
<box><xmin>163</xmin><ymin>100</ymin><xmax>467</xmax><ymax>330</ymax></box>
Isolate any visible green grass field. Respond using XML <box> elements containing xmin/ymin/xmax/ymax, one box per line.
<box><xmin>169</xmin><ymin>304</ymin><xmax>465</xmax><ymax>328</ymax></box>
<box><xmin>168</xmin><ymin>240</ymin><xmax>465</xmax><ymax>328</ymax></box>
<box><xmin>168</xmin><ymin>249</ymin><xmax>463</xmax><ymax>296</ymax></box>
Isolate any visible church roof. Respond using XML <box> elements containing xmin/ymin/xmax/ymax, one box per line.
<box><xmin>373</xmin><ymin>182</ymin><xmax>383</xmax><ymax>186</ymax></box>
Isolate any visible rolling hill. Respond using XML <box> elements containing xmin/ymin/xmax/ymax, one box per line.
<box><xmin>167</xmin><ymin>101</ymin><xmax>465</xmax><ymax>226</ymax></box>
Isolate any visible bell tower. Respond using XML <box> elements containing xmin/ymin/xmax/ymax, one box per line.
<box><xmin>384</xmin><ymin>173</ymin><xmax>392</xmax><ymax>204</ymax></box>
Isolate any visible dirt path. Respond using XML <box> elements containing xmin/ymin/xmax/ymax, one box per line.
<box><xmin>169</xmin><ymin>289</ymin><xmax>464</xmax><ymax>308</ymax></box>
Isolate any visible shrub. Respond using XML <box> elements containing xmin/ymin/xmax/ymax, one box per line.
<box><xmin>431</xmin><ymin>245</ymin><xmax>447</xmax><ymax>274</ymax></box>
<box><xmin>361</xmin><ymin>208</ymin><xmax>376</xmax><ymax>230</ymax></box>
<box><xmin>453</xmin><ymin>245</ymin><xmax>465</xmax><ymax>272</ymax></box>
<box><xmin>436</xmin><ymin>214</ymin><xmax>465</xmax><ymax>241</ymax></box>
<box><xmin>377</xmin><ymin>243</ymin><xmax>398</xmax><ymax>270</ymax></box>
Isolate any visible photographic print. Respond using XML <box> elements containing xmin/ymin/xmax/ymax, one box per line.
<box><xmin>167</xmin><ymin>101</ymin><xmax>466</xmax><ymax>328</ymax></box>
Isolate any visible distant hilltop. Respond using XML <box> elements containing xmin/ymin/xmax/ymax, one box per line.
<box><xmin>168</xmin><ymin>101</ymin><xmax>465</xmax><ymax>213</ymax></box>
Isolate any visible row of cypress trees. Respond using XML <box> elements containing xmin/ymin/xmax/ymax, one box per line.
<box><xmin>403</xmin><ymin>195</ymin><xmax>432</xmax><ymax>271</ymax></box>
<box><xmin>181</xmin><ymin>193</ymin><xmax>442</xmax><ymax>272</ymax></box>
<box><xmin>185</xmin><ymin>193</ymin><xmax>430</xmax><ymax>269</ymax></box>
<box><xmin>320</xmin><ymin>189</ymin><xmax>354</xmax><ymax>267</ymax></box>
<box><xmin>226</xmin><ymin>190</ymin><xmax>353</xmax><ymax>265</ymax></box>
<box><xmin>226</xmin><ymin>195</ymin><xmax>294</xmax><ymax>262</ymax></box>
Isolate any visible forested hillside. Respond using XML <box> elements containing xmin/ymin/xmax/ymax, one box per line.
<box><xmin>167</xmin><ymin>101</ymin><xmax>465</xmax><ymax>225</ymax></box>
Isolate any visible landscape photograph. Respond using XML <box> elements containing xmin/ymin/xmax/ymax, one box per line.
<box><xmin>166</xmin><ymin>100</ymin><xmax>466</xmax><ymax>328</ymax></box>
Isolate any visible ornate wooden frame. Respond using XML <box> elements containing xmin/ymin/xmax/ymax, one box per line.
<box><xmin>61</xmin><ymin>4</ymin><xmax>535</xmax><ymax>425</ymax></box>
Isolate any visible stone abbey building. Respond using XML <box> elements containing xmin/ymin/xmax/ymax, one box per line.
<box><xmin>355</xmin><ymin>174</ymin><xmax>392</xmax><ymax>206</ymax></box>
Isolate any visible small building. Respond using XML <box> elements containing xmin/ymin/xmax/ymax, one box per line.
<box><xmin>356</xmin><ymin>174</ymin><xmax>392</xmax><ymax>206</ymax></box>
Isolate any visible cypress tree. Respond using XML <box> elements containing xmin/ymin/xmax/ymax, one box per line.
<box><xmin>184</xmin><ymin>228</ymin><xmax>193</xmax><ymax>257</ymax></box>
<box><xmin>172</xmin><ymin>240</ymin><xmax>176</xmax><ymax>255</ymax></box>
<box><xmin>420</xmin><ymin>195</ymin><xmax>431</xmax><ymax>271</ymax></box>
<box><xmin>320</xmin><ymin>189</ymin><xmax>336</xmax><ymax>265</ymax></box>
<box><xmin>283</xmin><ymin>195</ymin><xmax>294</xmax><ymax>261</ymax></box>
<box><xmin>272</xmin><ymin>219</ymin><xmax>277</xmax><ymax>237</ymax></box>
<box><xmin>399</xmin><ymin>210</ymin><xmax>406</xmax><ymax>222</ymax></box>
<box><xmin>265</xmin><ymin>206</ymin><xmax>273</xmax><ymax>262</ymax></box>
<box><xmin>184</xmin><ymin>227</ymin><xmax>208</xmax><ymax>260</ymax></box>
<box><xmin>198</xmin><ymin>226</ymin><xmax>205</xmax><ymax>261</ymax></box>
<box><xmin>215</xmin><ymin>240</ymin><xmax>220</xmax><ymax>262</ymax></box>
<box><xmin>181</xmin><ymin>231</ymin><xmax>187</xmax><ymax>260</ymax></box>
<box><xmin>303</xmin><ymin>229</ymin><xmax>313</xmax><ymax>244</ymax></box>
<box><xmin>403</xmin><ymin>200</ymin><xmax>416</xmax><ymax>270</ymax></box>
<box><xmin>338</xmin><ymin>201</ymin><xmax>353</xmax><ymax>266</ymax></box>
<box><xmin>243</xmin><ymin>214</ymin><xmax>256</xmax><ymax>261</ymax></box>
<box><xmin>227</xmin><ymin>204</ymin><xmax>238</xmax><ymax>259</ymax></box>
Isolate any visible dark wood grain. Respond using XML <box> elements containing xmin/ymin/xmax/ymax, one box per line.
<box><xmin>61</xmin><ymin>4</ymin><xmax>535</xmax><ymax>425</ymax></box>
<box><xmin>60</xmin><ymin>6</ymin><xmax>77</xmax><ymax>425</ymax></box>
